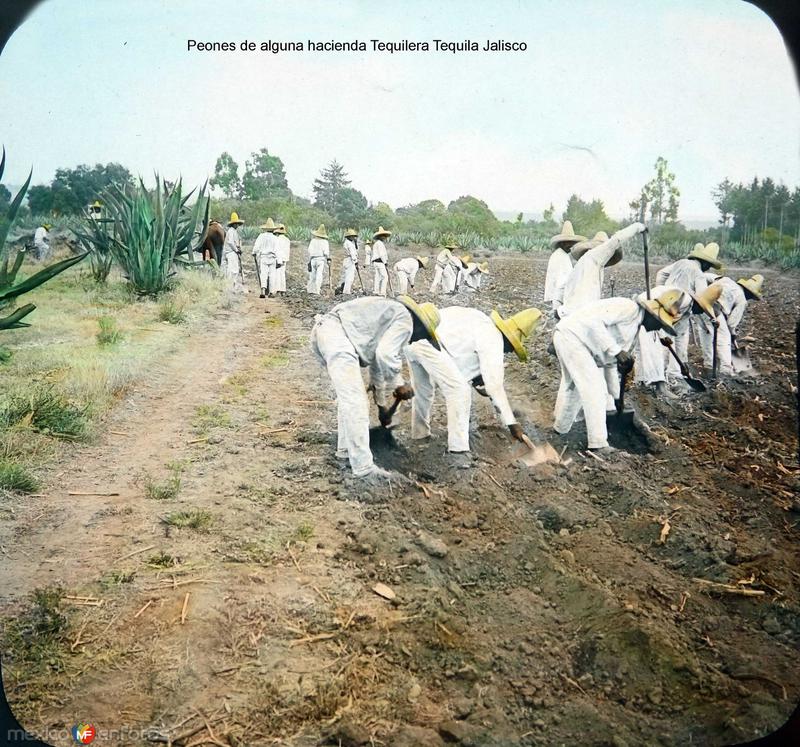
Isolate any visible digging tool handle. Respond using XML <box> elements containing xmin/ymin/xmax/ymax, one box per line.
<box><xmin>661</xmin><ymin>338</ymin><xmax>707</xmax><ymax>391</ymax></box>
<box><xmin>642</xmin><ymin>228</ymin><xmax>651</xmax><ymax>300</ymax></box>
<box><xmin>355</xmin><ymin>263</ymin><xmax>366</xmax><ymax>294</ymax></box>
<box><xmin>712</xmin><ymin>320</ymin><xmax>719</xmax><ymax>380</ymax></box>
<box><xmin>253</xmin><ymin>254</ymin><xmax>262</xmax><ymax>289</ymax></box>
<box><xmin>385</xmin><ymin>262</ymin><xmax>394</xmax><ymax>296</ymax></box>
<box><xmin>616</xmin><ymin>368</ymin><xmax>628</xmax><ymax>416</ymax></box>
<box><xmin>379</xmin><ymin>394</ymin><xmax>403</xmax><ymax>428</ymax></box>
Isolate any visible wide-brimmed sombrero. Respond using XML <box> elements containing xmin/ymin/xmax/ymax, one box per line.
<box><xmin>228</xmin><ymin>211</ymin><xmax>244</xmax><ymax>226</ymax></box>
<box><xmin>312</xmin><ymin>224</ymin><xmax>328</xmax><ymax>239</ymax></box>
<box><xmin>273</xmin><ymin>223</ymin><xmax>287</xmax><ymax>235</ymax></box>
<box><xmin>397</xmin><ymin>296</ymin><xmax>441</xmax><ymax>350</ymax></box>
<box><xmin>344</xmin><ymin>228</ymin><xmax>358</xmax><ymax>238</ymax></box>
<box><xmin>689</xmin><ymin>283</ymin><xmax>723</xmax><ymax>319</ymax></box>
<box><xmin>490</xmin><ymin>308</ymin><xmax>542</xmax><ymax>362</ymax></box>
<box><xmin>687</xmin><ymin>242</ymin><xmax>722</xmax><ymax>269</ymax></box>
<box><xmin>571</xmin><ymin>231</ymin><xmax>614</xmax><ymax>262</ymax></box>
<box><xmin>259</xmin><ymin>218</ymin><xmax>276</xmax><ymax>231</ymax></box>
<box><xmin>416</xmin><ymin>256</ymin><xmax>430</xmax><ymax>268</ymax></box>
<box><xmin>637</xmin><ymin>289</ymin><xmax>683</xmax><ymax>336</ymax></box>
<box><xmin>550</xmin><ymin>220</ymin><xmax>585</xmax><ymax>248</ymax></box>
<box><xmin>373</xmin><ymin>226</ymin><xmax>391</xmax><ymax>239</ymax></box>
<box><xmin>738</xmin><ymin>274</ymin><xmax>764</xmax><ymax>300</ymax></box>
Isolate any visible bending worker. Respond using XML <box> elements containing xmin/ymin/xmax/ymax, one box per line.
<box><xmin>404</xmin><ymin>306</ymin><xmax>541</xmax><ymax>454</ymax></box>
<box><xmin>310</xmin><ymin>295</ymin><xmax>441</xmax><ymax>484</ymax></box>
<box><xmin>394</xmin><ymin>255</ymin><xmax>428</xmax><ymax>295</ymax></box>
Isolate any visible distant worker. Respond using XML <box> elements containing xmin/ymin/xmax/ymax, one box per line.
<box><xmin>394</xmin><ymin>255</ymin><xmax>428</xmax><ymax>295</ymax></box>
<box><xmin>88</xmin><ymin>200</ymin><xmax>103</xmax><ymax>221</ymax></box>
<box><xmin>310</xmin><ymin>295</ymin><xmax>441</xmax><ymax>484</ymax></box>
<box><xmin>337</xmin><ymin>228</ymin><xmax>360</xmax><ymax>295</ymax></box>
<box><xmin>273</xmin><ymin>223</ymin><xmax>290</xmax><ymax>294</ymax></box>
<box><xmin>460</xmin><ymin>260</ymin><xmax>488</xmax><ymax>291</ymax></box>
<box><xmin>363</xmin><ymin>239</ymin><xmax>373</xmax><ymax>289</ymax></box>
<box><xmin>306</xmin><ymin>224</ymin><xmax>330</xmax><ymax>295</ymax></box>
<box><xmin>453</xmin><ymin>254</ymin><xmax>471</xmax><ymax>292</ymax></box>
<box><xmin>371</xmin><ymin>226</ymin><xmax>391</xmax><ymax>296</ymax></box>
<box><xmin>544</xmin><ymin>221</ymin><xmax>584</xmax><ymax>315</ymax></box>
<box><xmin>405</xmin><ymin>306</ymin><xmax>541</xmax><ymax>455</ymax></box>
<box><xmin>252</xmin><ymin>218</ymin><xmax>277</xmax><ymax>298</ymax></box>
<box><xmin>33</xmin><ymin>223</ymin><xmax>51</xmax><ymax>260</ymax></box>
<box><xmin>559</xmin><ymin>224</ymin><xmax>646</xmax><ymax>317</ymax></box>
<box><xmin>222</xmin><ymin>212</ymin><xmax>246</xmax><ymax>293</ymax></box>
<box><xmin>430</xmin><ymin>243</ymin><xmax>455</xmax><ymax>293</ymax></box>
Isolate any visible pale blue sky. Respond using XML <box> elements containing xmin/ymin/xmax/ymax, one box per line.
<box><xmin>0</xmin><ymin>0</ymin><xmax>797</xmax><ymax>220</ymax></box>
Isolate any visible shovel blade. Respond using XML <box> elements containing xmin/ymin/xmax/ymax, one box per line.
<box><xmin>514</xmin><ymin>437</ymin><xmax>561</xmax><ymax>467</ymax></box>
<box><xmin>685</xmin><ymin>376</ymin><xmax>707</xmax><ymax>392</ymax></box>
<box><xmin>732</xmin><ymin>348</ymin><xmax>753</xmax><ymax>373</ymax></box>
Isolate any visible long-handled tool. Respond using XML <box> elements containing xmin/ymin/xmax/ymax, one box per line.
<box><xmin>660</xmin><ymin>337</ymin><xmax>707</xmax><ymax>391</ymax></box>
<box><xmin>253</xmin><ymin>254</ymin><xmax>262</xmax><ymax>291</ymax></box>
<box><xmin>327</xmin><ymin>258</ymin><xmax>332</xmax><ymax>294</ymax></box>
<box><xmin>378</xmin><ymin>394</ymin><xmax>403</xmax><ymax>429</ymax></box>
<box><xmin>731</xmin><ymin>333</ymin><xmax>753</xmax><ymax>373</ymax></box>
<box><xmin>355</xmin><ymin>263</ymin><xmax>366</xmax><ymax>295</ymax></box>
<box><xmin>614</xmin><ymin>364</ymin><xmax>636</xmax><ymax>427</ymax></box>
<box><xmin>507</xmin><ymin>433</ymin><xmax>561</xmax><ymax>467</ymax></box>
<box><xmin>384</xmin><ymin>263</ymin><xmax>394</xmax><ymax>296</ymax></box>
<box><xmin>711</xmin><ymin>319</ymin><xmax>719</xmax><ymax>379</ymax></box>
<box><xmin>643</xmin><ymin>228</ymin><xmax>651</xmax><ymax>299</ymax></box>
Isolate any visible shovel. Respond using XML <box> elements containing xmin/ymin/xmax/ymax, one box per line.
<box><xmin>507</xmin><ymin>433</ymin><xmax>561</xmax><ymax>467</ymax></box>
<box><xmin>712</xmin><ymin>320</ymin><xmax>719</xmax><ymax>380</ymax></box>
<box><xmin>660</xmin><ymin>338</ymin><xmax>707</xmax><ymax>392</ymax></box>
<box><xmin>731</xmin><ymin>334</ymin><xmax>753</xmax><ymax>373</ymax></box>
<box><xmin>614</xmin><ymin>366</ymin><xmax>636</xmax><ymax>427</ymax></box>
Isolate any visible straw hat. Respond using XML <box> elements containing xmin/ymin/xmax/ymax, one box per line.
<box><xmin>273</xmin><ymin>223</ymin><xmax>287</xmax><ymax>235</ymax></box>
<box><xmin>490</xmin><ymin>307</ymin><xmax>542</xmax><ymax>362</ymax></box>
<box><xmin>312</xmin><ymin>224</ymin><xmax>328</xmax><ymax>239</ymax></box>
<box><xmin>259</xmin><ymin>218</ymin><xmax>276</xmax><ymax>231</ymax></box>
<box><xmin>373</xmin><ymin>226</ymin><xmax>391</xmax><ymax>239</ymax></box>
<box><xmin>460</xmin><ymin>254</ymin><xmax>472</xmax><ymax>267</ymax></box>
<box><xmin>550</xmin><ymin>220</ymin><xmax>586</xmax><ymax>248</ymax></box>
<box><xmin>478</xmin><ymin>261</ymin><xmax>489</xmax><ymax>274</ymax></box>
<box><xmin>443</xmin><ymin>242</ymin><xmax>459</xmax><ymax>251</ymax></box>
<box><xmin>416</xmin><ymin>256</ymin><xmax>430</xmax><ymax>268</ymax></box>
<box><xmin>397</xmin><ymin>296</ymin><xmax>441</xmax><ymax>350</ymax></box>
<box><xmin>571</xmin><ymin>231</ymin><xmax>611</xmax><ymax>261</ymax></box>
<box><xmin>687</xmin><ymin>241</ymin><xmax>722</xmax><ymax>269</ymax></box>
<box><xmin>91</xmin><ymin>200</ymin><xmax>102</xmax><ymax>209</ymax></box>
<box><xmin>737</xmin><ymin>274</ymin><xmax>764</xmax><ymax>300</ymax></box>
<box><xmin>689</xmin><ymin>283</ymin><xmax>723</xmax><ymax>319</ymax></box>
<box><xmin>43</xmin><ymin>223</ymin><xmax>52</xmax><ymax>230</ymax></box>
<box><xmin>365</xmin><ymin>239</ymin><xmax>372</xmax><ymax>245</ymax></box>
<box><xmin>228</xmin><ymin>212</ymin><xmax>244</xmax><ymax>226</ymax></box>
<box><xmin>344</xmin><ymin>228</ymin><xmax>358</xmax><ymax>238</ymax></box>
<box><xmin>637</xmin><ymin>288</ymin><xmax>683</xmax><ymax>336</ymax></box>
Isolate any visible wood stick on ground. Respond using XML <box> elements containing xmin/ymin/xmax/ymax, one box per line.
<box><xmin>109</xmin><ymin>430</ymin><xmax>129</xmax><ymax>436</ymax></box>
<box><xmin>583</xmin><ymin>449</ymin><xmax>605</xmax><ymax>463</ymax></box>
<box><xmin>67</xmin><ymin>490</ymin><xmax>120</xmax><ymax>497</ymax></box>
<box><xmin>657</xmin><ymin>518</ymin><xmax>671</xmax><ymax>545</ymax></box>
<box><xmin>487</xmin><ymin>473</ymin><xmax>504</xmax><ymax>490</ymax></box>
<box><xmin>729</xmin><ymin>672</ymin><xmax>787</xmax><ymax>701</ymax></box>
<box><xmin>289</xmin><ymin>631</ymin><xmax>338</xmax><ymax>647</ymax></box>
<box><xmin>678</xmin><ymin>592</ymin><xmax>690</xmax><ymax>613</ymax></box>
<box><xmin>692</xmin><ymin>578</ymin><xmax>766</xmax><ymax>597</ymax></box>
<box><xmin>186</xmin><ymin>437</ymin><xmax>209</xmax><ymax>445</ymax></box>
<box><xmin>259</xmin><ymin>427</ymin><xmax>293</xmax><ymax>436</ymax></box>
<box><xmin>180</xmin><ymin>593</ymin><xmax>190</xmax><ymax>624</ymax></box>
<box><xmin>286</xmin><ymin>543</ymin><xmax>302</xmax><ymax>572</ymax></box>
<box><xmin>134</xmin><ymin>600</ymin><xmax>153</xmax><ymax>619</ymax></box>
<box><xmin>561</xmin><ymin>672</ymin><xmax>587</xmax><ymax>695</ymax></box>
<box><xmin>114</xmin><ymin>545</ymin><xmax>156</xmax><ymax>564</ymax></box>
<box><xmin>415</xmin><ymin>481</ymin><xmax>432</xmax><ymax>499</ymax></box>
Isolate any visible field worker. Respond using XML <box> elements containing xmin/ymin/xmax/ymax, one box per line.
<box><xmin>430</xmin><ymin>243</ymin><xmax>455</xmax><ymax>293</ymax></box>
<box><xmin>337</xmin><ymin>228</ymin><xmax>360</xmax><ymax>295</ymax></box>
<box><xmin>695</xmin><ymin>273</ymin><xmax>763</xmax><ymax>376</ymax></box>
<box><xmin>474</xmin><ymin>262</ymin><xmax>489</xmax><ymax>290</ymax></box>
<box><xmin>363</xmin><ymin>239</ymin><xmax>373</xmax><ymax>288</ymax></box>
<box><xmin>88</xmin><ymin>200</ymin><xmax>103</xmax><ymax>222</ymax></box>
<box><xmin>307</xmin><ymin>224</ymin><xmax>330</xmax><ymax>295</ymax></box>
<box><xmin>222</xmin><ymin>212</ymin><xmax>246</xmax><ymax>293</ymax></box>
<box><xmin>460</xmin><ymin>260</ymin><xmax>488</xmax><ymax>291</ymax></box>
<box><xmin>453</xmin><ymin>254</ymin><xmax>472</xmax><ymax>292</ymax></box>
<box><xmin>394</xmin><ymin>255</ymin><xmax>428</xmax><ymax>295</ymax></box>
<box><xmin>252</xmin><ymin>218</ymin><xmax>276</xmax><ymax>298</ymax></box>
<box><xmin>552</xmin><ymin>289</ymin><xmax>683</xmax><ymax>454</ymax></box>
<box><xmin>560</xmin><ymin>224</ymin><xmax>646</xmax><ymax>318</ymax></box>
<box><xmin>544</xmin><ymin>221</ymin><xmax>585</xmax><ymax>314</ymax></box>
<box><xmin>371</xmin><ymin>226</ymin><xmax>391</xmax><ymax>296</ymax></box>
<box><xmin>310</xmin><ymin>295</ymin><xmax>441</xmax><ymax>484</ymax></box>
<box><xmin>656</xmin><ymin>242</ymin><xmax>722</xmax><ymax>380</ymax></box>
<box><xmin>405</xmin><ymin>306</ymin><xmax>541</xmax><ymax>454</ymax></box>
<box><xmin>33</xmin><ymin>223</ymin><xmax>51</xmax><ymax>260</ymax></box>
<box><xmin>273</xmin><ymin>223</ymin><xmax>290</xmax><ymax>294</ymax></box>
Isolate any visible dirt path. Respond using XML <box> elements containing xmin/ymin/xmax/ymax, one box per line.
<box><xmin>1</xmin><ymin>255</ymin><xmax>799</xmax><ymax>747</ymax></box>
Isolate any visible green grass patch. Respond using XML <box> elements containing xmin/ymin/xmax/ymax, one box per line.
<box><xmin>100</xmin><ymin>570</ymin><xmax>135</xmax><ymax>589</ymax></box>
<box><xmin>294</xmin><ymin>521</ymin><xmax>315</xmax><ymax>541</ymax></box>
<box><xmin>142</xmin><ymin>466</ymin><xmax>182</xmax><ymax>501</ymax></box>
<box><xmin>0</xmin><ymin>459</ymin><xmax>39</xmax><ymax>493</ymax></box>
<box><xmin>0</xmin><ymin>384</ymin><xmax>88</xmax><ymax>440</ymax></box>
<box><xmin>262</xmin><ymin>315</ymin><xmax>284</xmax><ymax>327</ymax></box>
<box><xmin>259</xmin><ymin>351</ymin><xmax>289</xmax><ymax>368</ymax></box>
<box><xmin>157</xmin><ymin>297</ymin><xmax>187</xmax><ymax>324</ymax></box>
<box><xmin>96</xmin><ymin>315</ymin><xmax>123</xmax><ymax>346</ymax></box>
<box><xmin>163</xmin><ymin>508</ymin><xmax>213</xmax><ymax>531</ymax></box>
<box><xmin>146</xmin><ymin>551</ymin><xmax>176</xmax><ymax>568</ymax></box>
<box><xmin>192</xmin><ymin>403</ymin><xmax>232</xmax><ymax>434</ymax></box>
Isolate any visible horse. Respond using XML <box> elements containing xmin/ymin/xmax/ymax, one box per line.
<box><xmin>201</xmin><ymin>221</ymin><xmax>225</xmax><ymax>264</ymax></box>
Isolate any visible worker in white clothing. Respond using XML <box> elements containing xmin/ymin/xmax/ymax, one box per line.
<box><xmin>452</xmin><ymin>254</ymin><xmax>472</xmax><ymax>292</ymax></box>
<box><xmin>405</xmin><ymin>306</ymin><xmax>541</xmax><ymax>454</ymax></box>
<box><xmin>310</xmin><ymin>295</ymin><xmax>441</xmax><ymax>484</ymax></box>
<box><xmin>33</xmin><ymin>223</ymin><xmax>51</xmax><ymax>260</ymax></box>
<box><xmin>221</xmin><ymin>212</ymin><xmax>246</xmax><ymax>294</ymax></box>
<box><xmin>430</xmin><ymin>244</ymin><xmax>455</xmax><ymax>293</ymax></box>
<box><xmin>560</xmin><ymin>224</ymin><xmax>646</xmax><ymax>317</ymax></box>
<box><xmin>306</xmin><ymin>224</ymin><xmax>330</xmax><ymax>295</ymax></box>
<box><xmin>362</xmin><ymin>240</ymin><xmax>373</xmax><ymax>289</ymax></box>
<box><xmin>371</xmin><ymin>226</ymin><xmax>391</xmax><ymax>296</ymax></box>
<box><xmin>473</xmin><ymin>262</ymin><xmax>489</xmax><ymax>290</ymax></box>
<box><xmin>694</xmin><ymin>273</ymin><xmax>763</xmax><ymax>376</ymax></box>
<box><xmin>544</xmin><ymin>221</ymin><xmax>585</xmax><ymax>315</ymax></box>
<box><xmin>252</xmin><ymin>218</ymin><xmax>276</xmax><ymax>298</ymax></box>
<box><xmin>394</xmin><ymin>256</ymin><xmax>428</xmax><ymax>295</ymax></box>
<box><xmin>87</xmin><ymin>200</ymin><xmax>103</xmax><ymax>222</ymax></box>
<box><xmin>272</xmin><ymin>224</ymin><xmax>290</xmax><ymax>294</ymax></box>
<box><xmin>552</xmin><ymin>289</ymin><xmax>684</xmax><ymax>454</ymax></box>
<box><xmin>336</xmin><ymin>228</ymin><xmax>360</xmax><ymax>295</ymax></box>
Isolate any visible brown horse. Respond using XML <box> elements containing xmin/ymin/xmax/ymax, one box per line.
<box><xmin>201</xmin><ymin>221</ymin><xmax>225</xmax><ymax>264</ymax></box>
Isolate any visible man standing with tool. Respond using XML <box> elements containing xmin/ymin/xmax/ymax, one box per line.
<box><xmin>310</xmin><ymin>295</ymin><xmax>441</xmax><ymax>484</ymax></box>
<box><xmin>404</xmin><ymin>305</ymin><xmax>541</xmax><ymax>457</ymax></box>
<box><xmin>273</xmin><ymin>223</ymin><xmax>290</xmax><ymax>295</ymax></box>
<box><xmin>306</xmin><ymin>224</ymin><xmax>330</xmax><ymax>295</ymax></box>
<box><xmin>252</xmin><ymin>218</ymin><xmax>276</xmax><ymax>298</ymax></box>
<box><xmin>336</xmin><ymin>228</ymin><xmax>360</xmax><ymax>295</ymax></box>
<box><xmin>371</xmin><ymin>226</ymin><xmax>391</xmax><ymax>296</ymax></box>
<box><xmin>222</xmin><ymin>212</ymin><xmax>246</xmax><ymax>294</ymax></box>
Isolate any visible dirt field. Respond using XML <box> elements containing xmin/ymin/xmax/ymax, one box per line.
<box><xmin>1</xmin><ymin>248</ymin><xmax>799</xmax><ymax>747</ymax></box>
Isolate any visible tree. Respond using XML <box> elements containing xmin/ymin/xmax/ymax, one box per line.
<box><xmin>712</xmin><ymin>178</ymin><xmax>735</xmax><ymax>227</ymax></box>
<box><xmin>445</xmin><ymin>196</ymin><xmax>501</xmax><ymax>237</ymax></box>
<box><xmin>0</xmin><ymin>183</ymin><xmax>10</xmax><ymax>210</ymax></box>
<box><xmin>634</xmin><ymin>156</ymin><xmax>680</xmax><ymax>225</ymax></box>
<box><xmin>312</xmin><ymin>160</ymin><xmax>351</xmax><ymax>214</ymax></box>
<box><xmin>26</xmin><ymin>185</ymin><xmax>54</xmax><ymax>214</ymax></box>
<box><xmin>562</xmin><ymin>194</ymin><xmax>619</xmax><ymax>236</ymax></box>
<box><xmin>331</xmin><ymin>186</ymin><xmax>369</xmax><ymax>227</ymax></box>
<box><xmin>241</xmin><ymin>148</ymin><xmax>289</xmax><ymax>200</ymax></box>
<box><xmin>210</xmin><ymin>152</ymin><xmax>242</xmax><ymax>199</ymax></box>
<box><xmin>26</xmin><ymin>163</ymin><xmax>133</xmax><ymax>215</ymax></box>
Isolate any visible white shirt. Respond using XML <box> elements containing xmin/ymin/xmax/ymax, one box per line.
<box><xmin>556</xmin><ymin>298</ymin><xmax>644</xmax><ymax>367</ymax></box>
<box><xmin>656</xmin><ymin>258</ymin><xmax>707</xmax><ymax>295</ymax></box>
<box><xmin>364</xmin><ymin>245</ymin><xmax>372</xmax><ymax>265</ymax></box>
<box><xmin>328</xmin><ymin>297</ymin><xmax>414</xmax><ymax>407</ymax></box>
<box><xmin>394</xmin><ymin>257</ymin><xmax>421</xmax><ymax>283</ymax></box>
<box><xmin>706</xmin><ymin>275</ymin><xmax>747</xmax><ymax>333</ymax></box>
<box><xmin>343</xmin><ymin>238</ymin><xmax>359</xmax><ymax>263</ymax></box>
<box><xmin>34</xmin><ymin>226</ymin><xmax>49</xmax><ymax>245</ymax></box>
<box><xmin>307</xmin><ymin>237</ymin><xmax>330</xmax><ymax>260</ymax></box>
<box><xmin>223</xmin><ymin>226</ymin><xmax>241</xmax><ymax>256</ymax></box>
<box><xmin>252</xmin><ymin>231</ymin><xmax>276</xmax><ymax>258</ymax></box>
<box><xmin>371</xmin><ymin>239</ymin><xmax>388</xmax><ymax>264</ymax></box>
<box><xmin>544</xmin><ymin>248</ymin><xmax>573</xmax><ymax>303</ymax></box>
<box><xmin>274</xmin><ymin>234</ymin><xmax>291</xmax><ymax>264</ymax></box>
<box><xmin>436</xmin><ymin>248</ymin><xmax>452</xmax><ymax>267</ymax></box>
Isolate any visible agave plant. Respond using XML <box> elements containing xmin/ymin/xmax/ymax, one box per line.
<box><xmin>87</xmin><ymin>175</ymin><xmax>209</xmax><ymax>295</ymax></box>
<box><xmin>0</xmin><ymin>148</ymin><xmax>88</xmax><ymax>341</ymax></box>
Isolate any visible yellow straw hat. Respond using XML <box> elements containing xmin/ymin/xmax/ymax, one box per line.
<box><xmin>91</xmin><ymin>200</ymin><xmax>102</xmax><ymax>209</ymax></box>
<box><xmin>228</xmin><ymin>211</ymin><xmax>244</xmax><ymax>226</ymax></box>
<box><xmin>43</xmin><ymin>223</ymin><xmax>52</xmax><ymax>230</ymax></box>
<box><xmin>259</xmin><ymin>218</ymin><xmax>276</xmax><ymax>231</ymax></box>
<box><xmin>397</xmin><ymin>296</ymin><xmax>441</xmax><ymax>350</ymax></box>
<box><xmin>687</xmin><ymin>241</ymin><xmax>722</xmax><ymax>269</ymax></box>
<box><xmin>490</xmin><ymin>307</ymin><xmax>542</xmax><ymax>362</ymax></box>
<box><xmin>550</xmin><ymin>220</ymin><xmax>586</xmax><ymax>248</ymax></box>
<box><xmin>689</xmin><ymin>283</ymin><xmax>723</xmax><ymax>319</ymax></box>
<box><xmin>443</xmin><ymin>242</ymin><xmax>459</xmax><ymax>251</ymax></box>
<box><xmin>571</xmin><ymin>231</ymin><xmax>610</xmax><ymax>261</ymax></box>
<box><xmin>365</xmin><ymin>239</ymin><xmax>372</xmax><ymax>245</ymax></box>
<box><xmin>737</xmin><ymin>274</ymin><xmax>764</xmax><ymax>300</ymax></box>
<box><xmin>344</xmin><ymin>228</ymin><xmax>358</xmax><ymax>238</ymax></box>
<box><xmin>478</xmin><ymin>261</ymin><xmax>489</xmax><ymax>274</ymax></box>
<box><xmin>416</xmin><ymin>256</ymin><xmax>430</xmax><ymax>268</ymax></box>
<box><xmin>637</xmin><ymin>288</ymin><xmax>683</xmax><ymax>336</ymax></box>
<box><xmin>460</xmin><ymin>254</ymin><xmax>472</xmax><ymax>266</ymax></box>
<box><xmin>373</xmin><ymin>226</ymin><xmax>391</xmax><ymax>239</ymax></box>
<box><xmin>273</xmin><ymin>223</ymin><xmax>287</xmax><ymax>235</ymax></box>
<box><xmin>312</xmin><ymin>224</ymin><xmax>329</xmax><ymax>239</ymax></box>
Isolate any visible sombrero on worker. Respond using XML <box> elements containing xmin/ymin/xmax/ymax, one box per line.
<box><xmin>443</xmin><ymin>241</ymin><xmax>459</xmax><ymax>251</ymax></box>
<box><xmin>312</xmin><ymin>223</ymin><xmax>328</xmax><ymax>239</ymax></box>
<box><xmin>259</xmin><ymin>217</ymin><xmax>276</xmax><ymax>231</ymax></box>
<box><xmin>637</xmin><ymin>289</ymin><xmax>683</xmax><ymax>336</ymax></box>
<box><xmin>550</xmin><ymin>220</ymin><xmax>585</xmax><ymax>248</ymax></box>
<box><xmin>416</xmin><ymin>256</ymin><xmax>430</xmax><ymax>268</ymax></box>
<box><xmin>689</xmin><ymin>283</ymin><xmax>723</xmax><ymax>319</ymax></box>
<box><xmin>490</xmin><ymin>308</ymin><xmax>542</xmax><ymax>363</ymax></box>
<box><xmin>571</xmin><ymin>231</ymin><xmax>616</xmax><ymax>263</ymax></box>
<box><xmin>397</xmin><ymin>295</ymin><xmax>441</xmax><ymax>350</ymax></box>
<box><xmin>738</xmin><ymin>274</ymin><xmax>764</xmax><ymax>300</ymax></box>
<box><xmin>478</xmin><ymin>261</ymin><xmax>489</xmax><ymax>274</ymax></box>
<box><xmin>273</xmin><ymin>223</ymin><xmax>287</xmax><ymax>235</ymax></box>
<box><xmin>373</xmin><ymin>226</ymin><xmax>391</xmax><ymax>239</ymax></box>
<box><xmin>228</xmin><ymin>211</ymin><xmax>244</xmax><ymax>226</ymax></box>
<box><xmin>687</xmin><ymin>241</ymin><xmax>722</xmax><ymax>269</ymax></box>
<box><xmin>344</xmin><ymin>228</ymin><xmax>358</xmax><ymax>238</ymax></box>
<box><xmin>460</xmin><ymin>254</ymin><xmax>472</xmax><ymax>267</ymax></box>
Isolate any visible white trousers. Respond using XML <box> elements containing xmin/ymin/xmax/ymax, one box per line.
<box><xmin>396</xmin><ymin>270</ymin><xmax>411</xmax><ymax>295</ymax></box>
<box><xmin>694</xmin><ymin>315</ymin><xmax>731</xmax><ymax>375</ymax></box>
<box><xmin>340</xmin><ymin>258</ymin><xmax>357</xmax><ymax>295</ymax></box>
<box><xmin>258</xmin><ymin>255</ymin><xmax>277</xmax><ymax>294</ymax></box>
<box><xmin>310</xmin><ymin>314</ymin><xmax>375</xmax><ymax>476</ymax></box>
<box><xmin>373</xmin><ymin>263</ymin><xmax>388</xmax><ymax>296</ymax></box>
<box><xmin>222</xmin><ymin>251</ymin><xmax>244</xmax><ymax>293</ymax></box>
<box><xmin>307</xmin><ymin>257</ymin><xmax>327</xmax><ymax>294</ymax></box>
<box><xmin>275</xmin><ymin>263</ymin><xmax>287</xmax><ymax>292</ymax></box>
<box><xmin>430</xmin><ymin>264</ymin><xmax>445</xmax><ymax>292</ymax></box>
<box><xmin>405</xmin><ymin>343</ymin><xmax>472</xmax><ymax>452</ymax></box>
<box><xmin>442</xmin><ymin>266</ymin><xmax>458</xmax><ymax>294</ymax></box>
<box><xmin>553</xmin><ymin>330</ymin><xmax>619</xmax><ymax>449</ymax></box>
<box><xmin>666</xmin><ymin>315</ymin><xmax>706</xmax><ymax>377</ymax></box>
<box><xmin>634</xmin><ymin>328</ymin><xmax>667</xmax><ymax>386</ymax></box>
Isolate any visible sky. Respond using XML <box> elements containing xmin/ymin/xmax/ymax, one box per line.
<box><xmin>0</xmin><ymin>0</ymin><xmax>798</xmax><ymax>222</ymax></box>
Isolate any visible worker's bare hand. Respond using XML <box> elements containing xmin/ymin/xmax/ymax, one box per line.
<box><xmin>394</xmin><ymin>385</ymin><xmax>414</xmax><ymax>401</ymax></box>
<box><xmin>659</xmin><ymin>337</ymin><xmax>673</xmax><ymax>348</ymax></box>
<box><xmin>508</xmin><ymin>423</ymin><xmax>525</xmax><ymax>442</ymax></box>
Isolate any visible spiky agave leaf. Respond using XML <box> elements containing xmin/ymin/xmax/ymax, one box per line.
<box><xmin>0</xmin><ymin>303</ymin><xmax>35</xmax><ymax>330</ymax></box>
<box><xmin>0</xmin><ymin>166</ymin><xmax>33</xmax><ymax>257</ymax></box>
<box><xmin>0</xmin><ymin>253</ymin><xmax>88</xmax><ymax>304</ymax></box>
